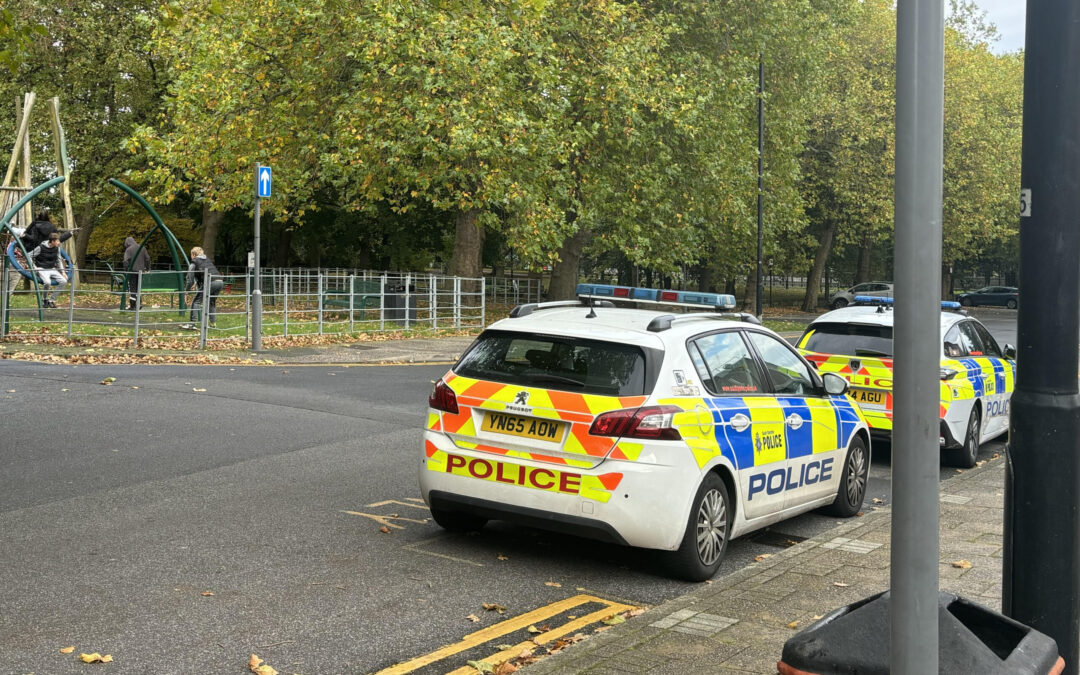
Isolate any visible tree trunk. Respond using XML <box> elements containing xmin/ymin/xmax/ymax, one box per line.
<box><xmin>802</xmin><ymin>219</ymin><xmax>840</xmax><ymax>311</ymax></box>
<box><xmin>273</xmin><ymin>226</ymin><xmax>292</xmax><ymax>267</ymax></box>
<box><xmin>548</xmin><ymin>227</ymin><xmax>591</xmax><ymax>300</ymax></box>
<box><xmin>201</xmin><ymin>204</ymin><xmax>223</xmax><ymax>260</ymax></box>
<box><xmin>73</xmin><ymin>207</ymin><xmax>95</xmax><ymax>272</ymax></box>
<box><xmin>449</xmin><ymin>208</ymin><xmax>484</xmax><ymax>300</ymax></box>
<box><xmin>856</xmin><ymin>238</ymin><xmax>873</xmax><ymax>283</ymax></box>
<box><xmin>699</xmin><ymin>261</ymin><xmax>714</xmax><ymax>293</ymax></box>
<box><xmin>743</xmin><ymin>269</ymin><xmax>757</xmax><ymax>312</ymax></box>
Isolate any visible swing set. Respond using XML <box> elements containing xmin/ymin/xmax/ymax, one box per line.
<box><xmin>1</xmin><ymin>92</ymin><xmax>190</xmax><ymax>328</ymax></box>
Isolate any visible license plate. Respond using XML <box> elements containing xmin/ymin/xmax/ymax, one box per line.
<box><xmin>482</xmin><ymin>411</ymin><xmax>565</xmax><ymax>442</ymax></box>
<box><xmin>852</xmin><ymin>388</ymin><xmax>888</xmax><ymax>410</ymax></box>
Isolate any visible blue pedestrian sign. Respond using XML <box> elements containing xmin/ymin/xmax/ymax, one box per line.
<box><xmin>257</xmin><ymin>166</ymin><xmax>272</xmax><ymax>198</ymax></box>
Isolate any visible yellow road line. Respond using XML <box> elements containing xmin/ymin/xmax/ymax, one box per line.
<box><xmin>443</xmin><ymin>601</ymin><xmax>636</xmax><ymax>675</ymax></box>
<box><xmin>372</xmin><ymin>594</ymin><xmax>617</xmax><ymax>675</ymax></box>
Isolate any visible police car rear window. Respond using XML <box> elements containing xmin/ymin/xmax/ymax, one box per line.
<box><xmin>455</xmin><ymin>330</ymin><xmax>647</xmax><ymax>396</ymax></box>
<box><xmin>803</xmin><ymin>323</ymin><xmax>893</xmax><ymax>357</ymax></box>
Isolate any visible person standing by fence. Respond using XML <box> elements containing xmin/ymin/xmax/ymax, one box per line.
<box><xmin>183</xmin><ymin>246</ymin><xmax>223</xmax><ymax>328</ymax></box>
<box><xmin>123</xmin><ymin>236</ymin><xmax>151</xmax><ymax>310</ymax></box>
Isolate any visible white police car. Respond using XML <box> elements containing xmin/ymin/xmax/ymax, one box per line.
<box><xmin>798</xmin><ymin>297</ymin><xmax>1016</xmax><ymax>467</ymax></box>
<box><xmin>421</xmin><ymin>285</ymin><xmax>870</xmax><ymax>580</ymax></box>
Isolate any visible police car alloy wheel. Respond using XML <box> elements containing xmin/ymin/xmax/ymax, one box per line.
<box><xmin>945</xmin><ymin>407</ymin><xmax>980</xmax><ymax>469</ymax></box>
<box><xmin>823</xmin><ymin>435</ymin><xmax>869</xmax><ymax>517</ymax></box>
<box><xmin>666</xmin><ymin>472</ymin><xmax>731</xmax><ymax>581</ymax></box>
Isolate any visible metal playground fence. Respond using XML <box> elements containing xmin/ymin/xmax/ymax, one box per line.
<box><xmin>1</xmin><ymin>268</ymin><xmax>486</xmax><ymax>348</ymax></box>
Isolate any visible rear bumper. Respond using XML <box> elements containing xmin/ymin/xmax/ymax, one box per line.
<box><xmin>420</xmin><ymin>430</ymin><xmax>697</xmax><ymax>551</ymax></box>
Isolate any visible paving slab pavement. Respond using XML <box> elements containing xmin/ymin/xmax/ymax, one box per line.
<box><xmin>521</xmin><ymin>458</ymin><xmax>1008</xmax><ymax>674</ymax></box>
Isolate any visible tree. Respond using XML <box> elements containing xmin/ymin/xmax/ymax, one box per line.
<box><xmin>0</xmin><ymin>0</ymin><xmax>167</xmax><ymax>269</ymax></box>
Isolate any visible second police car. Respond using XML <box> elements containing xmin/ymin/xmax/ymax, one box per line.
<box><xmin>797</xmin><ymin>296</ymin><xmax>1016</xmax><ymax>468</ymax></box>
<box><xmin>421</xmin><ymin>285</ymin><xmax>870</xmax><ymax>581</ymax></box>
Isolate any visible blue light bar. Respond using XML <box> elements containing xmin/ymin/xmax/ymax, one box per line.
<box><xmin>853</xmin><ymin>295</ymin><xmax>963</xmax><ymax>310</ymax></box>
<box><xmin>576</xmin><ymin>283</ymin><xmax>736</xmax><ymax>310</ymax></box>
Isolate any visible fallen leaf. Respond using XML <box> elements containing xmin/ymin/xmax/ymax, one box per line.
<box><xmin>704</xmin><ymin>579</ymin><xmax>713</xmax><ymax>584</ymax></box>
<box><xmin>61</xmin><ymin>388</ymin><xmax>70</xmax><ymax>391</ymax></box>
<box><xmin>544</xmin><ymin>581</ymin><xmax>561</xmax><ymax>588</ymax></box>
<box><xmin>466</xmin><ymin>660</ymin><xmax>494</xmax><ymax>674</ymax></box>
<box><xmin>992</xmin><ymin>453</ymin><xmax>1000</xmax><ymax>459</ymax></box>
<box><xmin>482</xmin><ymin>603</ymin><xmax>507</xmax><ymax>614</ymax></box>
<box><xmin>526</xmin><ymin>625</ymin><xmax>543</xmax><ymax>634</ymax></box>
<box><xmin>193</xmin><ymin>388</ymin><xmax>206</xmax><ymax>392</ymax></box>
<box><xmin>494</xmin><ymin>662</ymin><xmax>519</xmax><ymax>675</ymax></box>
<box><xmin>100</xmin><ymin>377</ymin><xmax>115</xmax><ymax>385</ymax></box>
<box><xmin>787</xmin><ymin>620</ymin><xmax>800</xmax><ymax>629</ymax></box>
<box><xmin>79</xmin><ymin>653</ymin><xmax>113</xmax><ymax>663</ymax></box>
<box><xmin>60</xmin><ymin>646</ymin><xmax>75</xmax><ymax>653</ymax></box>
<box><xmin>952</xmin><ymin>560</ymin><xmax>973</xmax><ymax>569</ymax></box>
<box><xmin>872</xmin><ymin>498</ymin><xmax>884</xmax><ymax>504</ymax></box>
<box><xmin>5</xmin><ymin>389</ymin><xmax>14</xmax><ymax>393</ymax></box>
<box><xmin>593</xmin><ymin>625</ymin><xmax>612</xmax><ymax>633</ymax></box>
<box><xmin>466</xmin><ymin>614</ymin><xmax>481</xmax><ymax>623</ymax></box>
<box><xmin>833</xmin><ymin>582</ymin><xmax>850</xmax><ymax>587</ymax></box>
<box><xmin>131</xmin><ymin>386</ymin><xmax>139</xmax><ymax>390</ymax></box>
<box><xmin>379</xmin><ymin>526</ymin><xmax>391</xmax><ymax>534</ymax></box>
<box><xmin>496</xmin><ymin>554</ymin><xmax>508</xmax><ymax>561</ymax></box>
<box><xmin>517</xmin><ymin>647</ymin><xmax>534</xmax><ymax>659</ymax></box>
<box><xmin>956</xmin><ymin>469</ymin><xmax>964</xmax><ymax>473</ymax></box>
<box><xmin>201</xmin><ymin>590</ymin><xmax>214</xmax><ymax>597</ymax></box>
<box><xmin>754</xmin><ymin>554</ymin><xmax>772</xmax><ymax>562</ymax></box>
<box><xmin>496</xmin><ymin>644</ymin><xmax>514</xmax><ymax>651</ymax></box>
<box><xmin>601</xmin><ymin>614</ymin><xmax>625</xmax><ymax>626</ymax></box>
<box><xmin>976</xmin><ymin>460</ymin><xmax>986</xmax><ymax>467</ymax></box>
<box><xmin>812</xmin><ymin>614</ymin><xmax>824</xmax><ymax>620</ymax></box>
<box><xmin>856</xmin><ymin>511</ymin><xmax>865</xmax><ymax>517</ymax></box>
<box><xmin>626</xmin><ymin>608</ymin><xmax>646</xmax><ymax>618</ymax></box>
<box><xmin>248</xmin><ymin>654</ymin><xmax>278</xmax><ymax>675</ymax></box>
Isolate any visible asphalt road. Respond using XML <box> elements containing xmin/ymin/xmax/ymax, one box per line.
<box><xmin>0</xmin><ymin>308</ymin><xmax>1015</xmax><ymax>674</ymax></box>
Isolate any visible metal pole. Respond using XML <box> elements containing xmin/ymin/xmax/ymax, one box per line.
<box><xmin>199</xmin><ymin>268</ymin><xmax>208</xmax><ymax>348</ymax></box>
<box><xmin>1004</xmin><ymin>0</ymin><xmax>1080</xmax><ymax>670</ymax></box>
<box><xmin>283</xmin><ymin>274</ymin><xmax>289</xmax><ymax>337</ymax></box>
<box><xmin>317</xmin><ymin>271</ymin><xmax>324</xmax><ymax>335</ymax></box>
<box><xmin>348</xmin><ymin>274</ymin><xmax>355</xmax><ymax>332</ymax></box>
<box><xmin>67</xmin><ymin>271</ymin><xmax>75</xmax><ymax>338</ymax></box>
<box><xmin>252</xmin><ymin>163</ymin><xmax>263</xmax><ymax>350</ymax></box>
<box><xmin>0</xmin><ymin>258</ymin><xmax>7</xmax><ymax>338</ymax></box>
<box><xmin>755</xmin><ymin>53</ymin><xmax>765</xmax><ymax>320</ymax></box>
<box><xmin>133</xmin><ymin>277</ymin><xmax>141</xmax><ymax>348</ymax></box>
<box><xmin>891</xmin><ymin>0</ymin><xmax>944</xmax><ymax>672</ymax></box>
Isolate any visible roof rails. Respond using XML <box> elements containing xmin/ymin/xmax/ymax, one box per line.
<box><xmin>646</xmin><ymin>312</ymin><xmax>762</xmax><ymax>332</ymax></box>
<box><xmin>508</xmin><ymin>299</ymin><xmax>614</xmax><ymax>318</ymax></box>
<box><xmin>852</xmin><ymin>295</ymin><xmax>965</xmax><ymax>313</ymax></box>
<box><xmin>576</xmin><ymin>283</ymin><xmax>737</xmax><ymax>310</ymax></box>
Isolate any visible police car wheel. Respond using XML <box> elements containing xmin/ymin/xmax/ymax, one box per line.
<box><xmin>823</xmin><ymin>435</ymin><xmax>868</xmax><ymax>517</ymax></box>
<box><xmin>430</xmin><ymin>507</ymin><xmax>488</xmax><ymax>532</ymax></box>
<box><xmin>665</xmin><ymin>473</ymin><xmax>730</xmax><ymax>582</ymax></box>
<box><xmin>945</xmin><ymin>407</ymin><xmax>980</xmax><ymax>469</ymax></box>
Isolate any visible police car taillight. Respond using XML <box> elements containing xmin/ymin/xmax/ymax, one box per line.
<box><xmin>590</xmin><ymin>405</ymin><xmax>682</xmax><ymax>441</ymax></box>
<box><xmin>429</xmin><ymin>380</ymin><xmax>459</xmax><ymax>414</ymax></box>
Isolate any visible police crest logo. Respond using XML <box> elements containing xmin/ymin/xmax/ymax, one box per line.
<box><xmin>755</xmin><ymin>434</ymin><xmax>764</xmax><ymax>454</ymax></box>
<box><xmin>849</xmin><ymin>359</ymin><xmax>862</xmax><ymax>372</ymax></box>
<box><xmin>514</xmin><ymin>391</ymin><xmax>529</xmax><ymax>405</ymax></box>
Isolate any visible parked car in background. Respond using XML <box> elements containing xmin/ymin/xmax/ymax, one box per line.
<box><xmin>956</xmin><ymin>286</ymin><xmax>1019</xmax><ymax>309</ymax></box>
<box><xmin>829</xmin><ymin>282</ymin><xmax>893</xmax><ymax>310</ymax></box>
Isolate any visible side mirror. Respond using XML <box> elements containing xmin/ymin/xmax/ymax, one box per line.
<box><xmin>1003</xmin><ymin>343</ymin><xmax>1017</xmax><ymax>360</ymax></box>
<box><xmin>823</xmin><ymin>372</ymin><xmax>849</xmax><ymax>396</ymax></box>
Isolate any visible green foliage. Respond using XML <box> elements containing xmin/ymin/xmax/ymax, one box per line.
<box><xmin>86</xmin><ymin>204</ymin><xmax>198</xmax><ymax>264</ymax></box>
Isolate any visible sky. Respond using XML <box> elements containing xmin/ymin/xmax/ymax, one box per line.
<box><xmin>974</xmin><ymin>0</ymin><xmax>1025</xmax><ymax>53</ymax></box>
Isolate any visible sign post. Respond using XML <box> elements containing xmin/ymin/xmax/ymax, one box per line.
<box><xmin>252</xmin><ymin>164</ymin><xmax>271</xmax><ymax>350</ymax></box>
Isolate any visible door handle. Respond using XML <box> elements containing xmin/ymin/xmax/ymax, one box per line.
<box><xmin>786</xmin><ymin>413</ymin><xmax>804</xmax><ymax>430</ymax></box>
<box><xmin>729</xmin><ymin>413</ymin><xmax>750</xmax><ymax>433</ymax></box>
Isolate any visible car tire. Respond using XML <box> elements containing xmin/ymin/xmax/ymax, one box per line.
<box><xmin>960</xmin><ymin>297</ymin><xmax>973</xmax><ymax>307</ymax></box>
<box><xmin>664</xmin><ymin>472</ymin><xmax>731</xmax><ymax>582</ymax></box>
<box><xmin>831</xmin><ymin>298</ymin><xmax>849</xmax><ymax>310</ymax></box>
<box><xmin>822</xmin><ymin>435</ymin><xmax>869</xmax><ymax>517</ymax></box>
<box><xmin>1006</xmin><ymin>298</ymin><xmax>1018</xmax><ymax>310</ymax></box>
<box><xmin>430</xmin><ymin>507</ymin><xmax>488</xmax><ymax>532</ymax></box>
<box><xmin>945</xmin><ymin>406</ymin><xmax>980</xmax><ymax>469</ymax></box>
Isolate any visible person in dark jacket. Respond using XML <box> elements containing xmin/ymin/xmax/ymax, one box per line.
<box><xmin>183</xmin><ymin>246</ymin><xmax>224</xmax><ymax>328</ymax></box>
<box><xmin>27</xmin><ymin>232</ymin><xmax>67</xmax><ymax>308</ymax></box>
<box><xmin>123</xmin><ymin>236</ymin><xmax>151</xmax><ymax>310</ymax></box>
<box><xmin>20</xmin><ymin>209</ymin><xmax>76</xmax><ymax>252</ymax></box>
